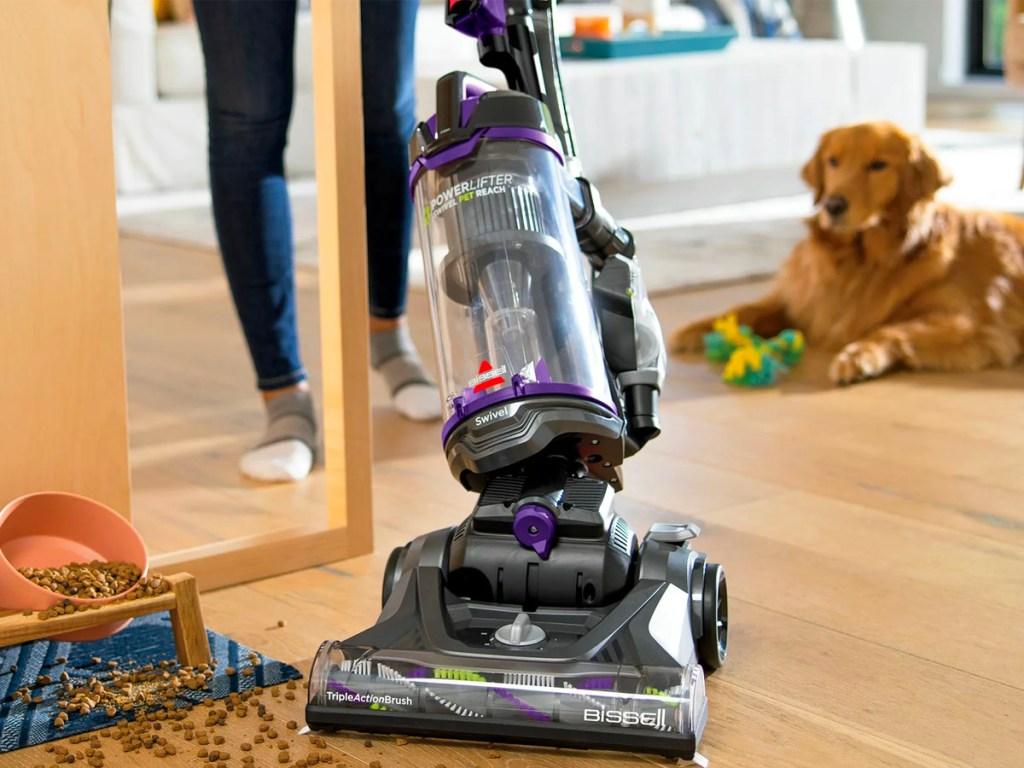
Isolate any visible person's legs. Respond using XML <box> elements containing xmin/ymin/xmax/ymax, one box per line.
<box><xmin>195</xmin><ymin>0</ymin><xmax>316</xmax><ymax>480</ymax></box>
<box><xmin>362</xmin><ymin>0</ymin><xmax>441</xmax><ymax>422</ymax></box>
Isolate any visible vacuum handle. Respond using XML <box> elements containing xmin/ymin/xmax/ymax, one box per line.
<box><xmin>436</xmin><ymin>72</ymin><xmax>496</xmax><ymax>136</ymax></box>
<box><xmin>530</xmin><ymin>0</ymin><xmax>578</xmax><ymax>163</ymax></box>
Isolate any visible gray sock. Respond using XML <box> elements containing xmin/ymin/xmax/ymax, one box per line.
<box><xmin>370</xmin><ymin>325</ymin><xmax>434</xmax><ymax>396</ymax></box>
<box><xmin>257</xmin><ymin>389</ymin><xmax>317</xmax><ymax>454</ymax></box>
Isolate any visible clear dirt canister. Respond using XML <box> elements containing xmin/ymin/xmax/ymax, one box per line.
<box><xmin>409</xmin><ymin>79</ymin><xmax>616</xmax><ymax>439</ymax></box>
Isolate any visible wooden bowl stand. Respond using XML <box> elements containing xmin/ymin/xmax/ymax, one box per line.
<box><xmin>0</xmin><ymin>573</ymin><xmax>211</xmax><ymax>667</ymax></box>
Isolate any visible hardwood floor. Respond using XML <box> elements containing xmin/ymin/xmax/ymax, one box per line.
<box><xmin>7</xmin><ymin>233</ymin><xmax>1023</xmax><ymax>768</ymax></box>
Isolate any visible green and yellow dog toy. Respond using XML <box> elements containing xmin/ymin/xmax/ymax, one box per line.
<box><xmin>703</xmin><ymin>315</ymin><xmax>804</xmax><ymax>387</ymax></box>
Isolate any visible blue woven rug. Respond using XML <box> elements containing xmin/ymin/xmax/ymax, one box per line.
<box><xmin>0</xmin><ymin>612</ymin><xmax>303</xmax><ymax>753</ymax></box>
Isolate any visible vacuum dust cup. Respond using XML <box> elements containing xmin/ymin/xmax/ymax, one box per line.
<box><xmin>411</xmin><ymin>97</ymin><xmax>614</xmax><ymax>430</ymax></box>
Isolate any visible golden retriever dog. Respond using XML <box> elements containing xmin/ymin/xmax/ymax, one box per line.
<box><xmin>670</xmin><ymin>121</ymin><xmax>1024</xmax><ymax>384</ymax></box>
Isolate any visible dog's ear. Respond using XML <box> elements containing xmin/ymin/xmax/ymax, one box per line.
<box><xmin>800</xmin><ymin>135</ymin><xmax>827</xmax><ymax>203</ymax></box>
<box><xmin>898</xmin><ymin>137</ymin><xmax>951</xmax><ymax>211</ymax></box>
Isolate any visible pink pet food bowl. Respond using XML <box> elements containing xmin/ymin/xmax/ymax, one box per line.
<box><xmin>0</xmin><ymin>492</ymin><xmax>149</xmax><ymax>641</ymax></box>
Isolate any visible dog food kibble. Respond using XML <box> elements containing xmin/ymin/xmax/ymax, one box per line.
<box><xmin>285</xmin><ymin>691</ymin><xmax>296</xmax><ymax>701</ymax></box>
<box><xmin>277</xmin><ymin>619</ymin><xmax>287</xmax><ymax>627</ymax></box>
<box><xmin>16</xmin><ymin>561</ymin><xmax>142</xmax><ymax>598</ymax></box>
<box><xmin>213</xmin><ymin>735</ymin><xmax>225</xmax><ymax>745</ymax></box>
<box><xmin>363</xmin><ymin>739</ymin><xmax>373</xmax><ymax>747</ymax></box>
<box><xmin>286</xmin><ymin>720</ymin><xmax>298</xmax><ymax>730</ymax></box>
<box><xmin>225</xmin><ymin>667</ymin><xmax>236</xmax><ymax>676</ymax></box>
<box><xmin>241</xmin><ymin>742</ymin><xmax>252</xmax><ymax>751</ymax></box>
<box><xmin>370</xmin><ymin>762</ymin><xmax>382</xmax><ymax>768</ymax></box>
<box><xmin>396</xmin><ymin>738</ymin><xmax>408</xmax><ymax>746</ymax></box>
<box><xmin>487</xmin><ymin>750</ymin><xmax>502</xmax><ymax>758</ymax></box>
<box><xmin>278</xmin><ymin>751</ymin><xmax>290</xmax><ymax>763</ymax></box>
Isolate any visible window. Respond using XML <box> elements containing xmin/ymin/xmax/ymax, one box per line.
<box><xmin>968</xmin><ymin>0</ymin><xmax>1008</xmax><ymax>76</ymax></box>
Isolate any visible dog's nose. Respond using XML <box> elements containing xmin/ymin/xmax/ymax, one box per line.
<box><xmin>824</xmin><ymin>195</ymin><xmax>849</xmax><ymax>218</ymax></box>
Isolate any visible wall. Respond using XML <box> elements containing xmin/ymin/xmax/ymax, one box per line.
<box><xmin>792</xmin><ymin>0</ymin><xmax>953</xmax><ymax>91</ymax></box>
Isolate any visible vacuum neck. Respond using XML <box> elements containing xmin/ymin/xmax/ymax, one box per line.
<box><xmin>445</xmin><ymin>0</ymin><xmax>577</xmax><ymax>163</ymax></box>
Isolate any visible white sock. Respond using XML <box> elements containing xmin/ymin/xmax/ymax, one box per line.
<box><xmin>393</xmin><ymin>383</ymin><xmax>443</xmax><ymax>422</ymax></box>
<box><xmin>240</xmin><ymin>390</ymin><xmax>317</xmax><ymax>483</ymax></box>
<box><xmin>240</xmin><ymin>439</ymin><xmax>314</xmax><ymax>483</ymax></box>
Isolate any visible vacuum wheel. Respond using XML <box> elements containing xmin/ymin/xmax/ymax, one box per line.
<box><xmin>697</xmin><ymin>563</ymin><xmax>728</xmax><ymax>670</ymax></box>
<box><xmin>381</xmin><ymin>545</ymin><xmax>408</xmax><ymax>608</ymax></box>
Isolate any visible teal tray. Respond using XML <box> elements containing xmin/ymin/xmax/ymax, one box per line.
<box><xmin>559</xmin><ymin>27</ymin><xmax>737</xmax><ymax>59</ymax></box>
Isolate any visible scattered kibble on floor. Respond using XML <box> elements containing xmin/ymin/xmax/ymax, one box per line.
<box><xmin>8</xmin><ymin>649</ymin><xmax>326</xmax><ymax>768</ymax></box>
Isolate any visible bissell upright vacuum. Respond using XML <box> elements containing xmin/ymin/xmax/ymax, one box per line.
<box><xmin>306</xmin><ymin>0</ymin><xmax>728</xmax><ymax>759</ymax></box>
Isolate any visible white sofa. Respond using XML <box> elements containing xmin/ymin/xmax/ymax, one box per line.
<box><xmin>110</xmin><ymin>0</ymin><xmax>926</xmax><ymax>194</ymax></box>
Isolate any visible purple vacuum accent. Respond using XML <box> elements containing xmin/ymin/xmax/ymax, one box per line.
<box><xmin>441</xmin><ymin>377</ymin><xmax>617</xmax><ymax>446</ymax></box>
<box><xmin>578</xmin><ymin>677</ymin><xmax>615</xmax><ymax>690</ymax></box>
<box><xmin>493</xmin><ymin>686</ymin><xmax>553</xmax><ymax>721</ymax></box>
<box><xmin>512</xmin><ymin>504</ymin><xmax>557</xmax><ymax>560</ymax></box>
<box><xmin>409</xmin><ymin>129</ymin><xmax>483</xmax><ymax>198</ymax></box>
<box><xmin>464</xmin><ymin>81</ymin><xmax>491</xmax><ymax>100</ymax></box>
<box><xmin>450</xmin><ymin>0</ymin><xmax>507</xmax><ymax>39</ymax></box>
<box><xmin>534</xmin><ymin>358</ymin><xmax>551</xmax><ymax>383</ymax></box>
<box><xmin>409</xmin><ymin>124</ymin><xmax>565</xmax><ymax>198</ymax></box>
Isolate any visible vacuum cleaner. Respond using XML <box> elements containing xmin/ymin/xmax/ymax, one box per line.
<box><xmin>306</xmin><ymin>0</ymin><xmax>728</xmax><ymax>759</ymax></box>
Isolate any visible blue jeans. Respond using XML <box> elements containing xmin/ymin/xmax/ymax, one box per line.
<box><xmin>194</xmin><ymin>0</ymin><xmax>418</xmax><ymax>391</ymax></box>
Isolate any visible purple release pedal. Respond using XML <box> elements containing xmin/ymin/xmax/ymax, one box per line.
<box><xmin>512</xmin><ymin>504</ymin><xmax>557</xmax><ymax>560</ymax></box>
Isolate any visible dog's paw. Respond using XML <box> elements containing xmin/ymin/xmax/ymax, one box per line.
<box><xmin>829</xmin><ymin>341</ymin><xmax>891</xmax><ymax>385</ymax></box>
<box><xmin>669</xmin><ymin>322</ymin><xmax>712</xmax><ymax>354</ymax></box>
